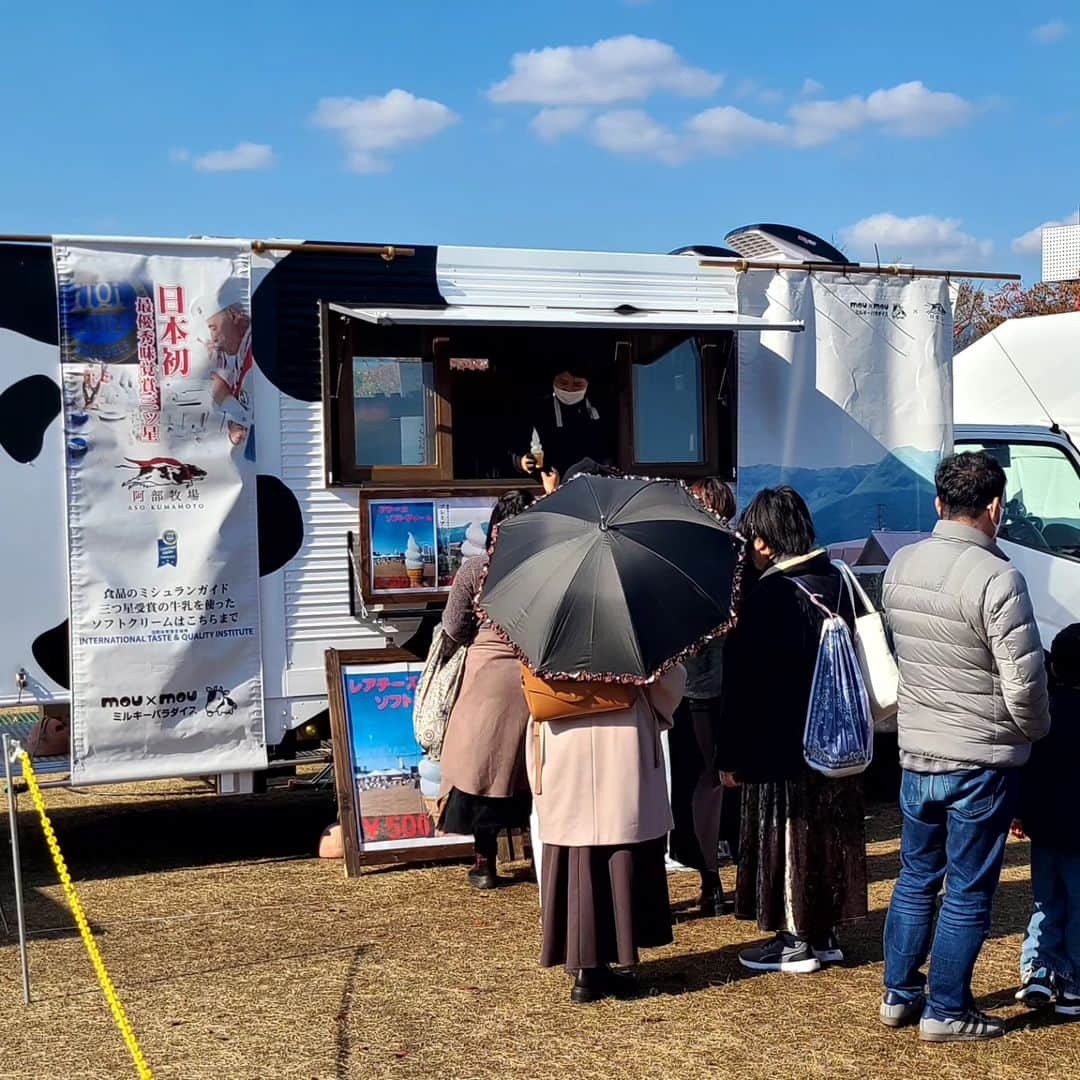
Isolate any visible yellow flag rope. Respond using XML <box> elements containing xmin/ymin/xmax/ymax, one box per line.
<box><xmin>19</xmin><ymin>751</ymin><xmax>154</xmax><ymax>1079</ymax></box>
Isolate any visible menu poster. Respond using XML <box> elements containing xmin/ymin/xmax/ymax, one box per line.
<box><xmin>326</xmin><ymin>648</ymin><xmax>474</xmax><ymax>874</ymax></box>
<box><xmin>367</xmin><ymin>496</ymin><xmax>497</xmax><ymax>596</ymax></box>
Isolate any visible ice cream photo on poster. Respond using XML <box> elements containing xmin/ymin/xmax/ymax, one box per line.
<box><xmin>368</xmin><ymin>499</ymin><xmax>437</xmax><ymax>592</ymax></box>
<box><xmin>405</xmin><ymin>532</ymin><xmax>424</xmax><ymax>587</ymax></box>
<box><xmin>460</xmin><ymin>521</ymin><xmax>487</xmax><ymax>559</ymax></box>
<box><xmin>434</xmin><ymin>496</ymin><xmax>498</xmax><ymax>587</ymax></box>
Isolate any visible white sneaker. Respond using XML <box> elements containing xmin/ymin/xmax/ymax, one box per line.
<box><xmin>1055</xmin><ymin>992</ymin><xmax>1080</xmax><ymax>1017</ymax></box>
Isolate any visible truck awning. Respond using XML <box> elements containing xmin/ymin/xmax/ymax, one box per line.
<box><xmin>328</xmin><ymin>302</ymin><xmax>803</xmax><ymax>332</ymax></box>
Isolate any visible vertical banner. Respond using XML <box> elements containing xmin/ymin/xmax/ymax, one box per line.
<box><xmin>55</xmin><ymin>239</ymin><xmax>266</xmax><ymax>782</ymax></box>
<box><xmin>737</xmin><ymin>270</ymin><xmax>953</xmax><ymax>545</ymax></box>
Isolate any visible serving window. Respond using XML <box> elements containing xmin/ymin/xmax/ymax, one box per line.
<box><xmin>321</xmin><ymin>303</ymin><xmax>736</xmax><ymax>489</ymax></box>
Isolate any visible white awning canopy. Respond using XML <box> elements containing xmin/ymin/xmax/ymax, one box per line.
<box><xmin>329</xmin><ymin>302</ymin><xmax>803</xmax><ymax>332</ymax></box>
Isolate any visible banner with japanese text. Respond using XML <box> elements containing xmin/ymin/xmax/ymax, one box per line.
<box><xmin>54</xmin><ymin>238</ymin><xmax>266</xmax><ymax>782</ymax></box>
<box><xmin>737</xmin><ymin>270</ymin><xmax>953</xmax><ymax>546</ymax></box>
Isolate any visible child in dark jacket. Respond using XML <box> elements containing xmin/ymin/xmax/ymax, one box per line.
<box><xmin>1014</xmin><ymin>624</ymin><xmax>1080</xmax><ymax>1017</ymax></box>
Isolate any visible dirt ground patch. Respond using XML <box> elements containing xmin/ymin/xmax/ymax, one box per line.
<box><xmin>0</xmin><ymin>778</ymin><xmax>1077</xmax><ymax>1080</ymax></box>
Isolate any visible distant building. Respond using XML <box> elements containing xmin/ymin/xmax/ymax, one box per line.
<box><xmin>1043</xmin><ymin>222</ymin><xmax>1080</xmax><ymax>283</ymax></box>
<box><xmin>828</xmin><ymin>530</ymin><xmax>931</xmax><ymax>609</ymax></box>
<box><xmin>854</xmin><ymin>530</ymin><xmax>929</xmax><ymax>569</ymax></box>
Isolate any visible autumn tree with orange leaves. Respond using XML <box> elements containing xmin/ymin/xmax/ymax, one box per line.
<box><xmin>953</xmin><ymin>279</ymin><xmax>1080</xmax><ymax>349</ymax></box>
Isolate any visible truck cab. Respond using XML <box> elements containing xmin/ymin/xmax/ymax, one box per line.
<box><xmin>954</xmin><ymin>424</ymin><xmax>1080</xmax><ymax>645</ymax></box>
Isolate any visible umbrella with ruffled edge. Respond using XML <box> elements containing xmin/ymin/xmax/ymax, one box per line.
<box><xmin>477</xmin><ymin>474</ymin><xmax>744</xmax><ymax>683</ymax></box>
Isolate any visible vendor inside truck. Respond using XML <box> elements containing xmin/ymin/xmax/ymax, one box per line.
<box><xmin>515</xmin><ymin>365</ymin><xmax>610</xmax><ymax>485</ymax></box>
<box><xmin>325</xmin><ymin>308</ymin><xmax>735</xmax><ymax>489</ymax></box>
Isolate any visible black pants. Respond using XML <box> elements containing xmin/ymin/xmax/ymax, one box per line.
<box><xmin>669</xmin><ymin>698</ymin><xmax>733</xmax><ymax>872</ymax></box>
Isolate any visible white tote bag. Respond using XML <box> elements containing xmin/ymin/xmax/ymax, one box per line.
<box><xmin>833</xmin><ymin>561</ymin><xmax>899</xmax><ymax>731</ymax></box>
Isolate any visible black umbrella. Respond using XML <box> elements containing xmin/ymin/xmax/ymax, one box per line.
<box><xmin>478</xmin><ymin>475</ymin><xmax>743</xmax><ymax>682</ymax></box>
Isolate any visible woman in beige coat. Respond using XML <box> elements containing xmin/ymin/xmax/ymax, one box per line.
<box><xmin>528</xmin><ymin>664</ymin><xmax>686</xmax><ymax>1003</ymax></box>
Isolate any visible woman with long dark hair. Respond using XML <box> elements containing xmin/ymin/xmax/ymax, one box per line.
<box><xmin>668</xmin><ymin>477</ymin><xmax>738</xmax><ymax>914</ymax></box>
<box><xmin>438</xmin><ymin>490</ymin><xmax>535</xmax><ymax>888</ymax></box>
<box><xmin>717</xmin><ymin>486</ymin><xmax>867</xmax><ymax>972</ymax></box>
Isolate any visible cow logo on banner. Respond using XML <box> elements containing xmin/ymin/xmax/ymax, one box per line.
<box><xmin>54</xmin><ymin>239</ymin><xmax>266</xmax><ymax>783</ymax></box>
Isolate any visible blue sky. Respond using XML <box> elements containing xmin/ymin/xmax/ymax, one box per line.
<box><xmin>2</xmin><ymin>2</ymin><xmax>1077</xmax><ymax>281</ymax></box>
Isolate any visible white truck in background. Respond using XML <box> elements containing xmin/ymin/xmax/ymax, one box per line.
<box><xmin>953</xmin><ymin>310</ymin><xmax>1080</xmax><ymax>645</ymax></box>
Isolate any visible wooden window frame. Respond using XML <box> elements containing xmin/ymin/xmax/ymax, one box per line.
<box><xmin>618</xmin><ymin>332</ymin><xmax>735</xmax><ymax>482</ymax></box>
<box><xmin>323</xmin><ymin>304</ymin><xmax>454</xmax><ymax>487</ymax></box>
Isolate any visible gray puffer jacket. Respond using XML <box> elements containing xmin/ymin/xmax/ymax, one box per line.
<box><xmin>883</xmin><ymin>520</ymin><xmax>1050</xmax><ymax>770</ymax></box>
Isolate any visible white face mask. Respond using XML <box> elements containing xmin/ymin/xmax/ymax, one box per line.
<box><xmin>993</xmin><ymin>504</ymin><xmax>1005</xmax><ymax>537</ymax></box>
<box><xmin>553</xmin><ymin>386</ymin><xmax>587</xmax><ymax>406</ymax></box>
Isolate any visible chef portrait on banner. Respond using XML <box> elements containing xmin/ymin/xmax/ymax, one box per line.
<box><xmin>192</xmin><ymin>281</ymin><xmax>255</xmax><ymax>458</ymax></box>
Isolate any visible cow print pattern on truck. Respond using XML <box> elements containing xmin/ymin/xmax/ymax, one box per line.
<box><xmin>0</xmin><ymin>374</ymin><xmax>62</xmax><ymax>463</ymax></box>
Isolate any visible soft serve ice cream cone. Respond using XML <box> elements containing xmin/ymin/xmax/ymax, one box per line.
<box><xmin>460</xmin><ymin>521</ymin><xmax>487</xmax><ymax>559</ymax></box>
<box><xmin>404</xmin><ymin>532</ymin><xmax>424</xmax><ymax>587</ymax></box>
<box><xmin>529</xmin><ymin>429</ymin><xmax>544</xmax><ymax>472</ymax></box>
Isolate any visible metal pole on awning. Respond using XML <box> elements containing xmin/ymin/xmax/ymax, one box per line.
<box><xmin>698</xmin><ymin>258</ymin><xmax>1020</xmax><ymax>281</ymax></box>
<box><xmin>0</xmin><ymin>234</ymin><xmax>414</xmax><ymax>261</ymax></box>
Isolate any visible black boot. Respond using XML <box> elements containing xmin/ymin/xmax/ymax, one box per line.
<box><xmin>698</xmin><ymin>870</ymin><xmax>726</xmax><ymax>916</ymax></box>
<box><xmin>571</xmin><ymin>967</ymin><xmax>605</xmax><ymax>1004</ymax></box>
<box><xmin>467</xmin><ymin>830</ymin><xmax>499</xmax><ymax>890</ymax></box>
<box><xmin>599</xmin><ymin>964</ymin><xmax>642</xmax><ymax>998</ymax></box>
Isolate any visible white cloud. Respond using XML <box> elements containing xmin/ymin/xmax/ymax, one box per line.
<box><xmin>801</xmin><ymin>78</ymin><xmax>824</xmax><ymax>96</ymax></box>
<box><xmin>314</xmin><ymin>89</ymin><xmax>458</xmax><ymax>173</ymax></box>
<box><xmin>168</xmin><ymin>147</ymin><xmax>191</xmax><ymax>163</ymax></box>
<box><xmin>864</xmin><ymin>82</ymin><xmax>973</xmax><ymax>135</ymax></box>
<box><xmin>840</xmin><ymin>213</ymin><xmax>993</xmax><ymax>265</ymax></box>
<box><xmin>488</xmin><ymin>35</ymin><xmax>721</xmax><ymax>106</ymax></box>
<box><xmin>521</xmin><ymin>75</ymin><xmax>974</xmax><ymax>165</ymax></box>
<box><xmin>788</xmin><ymin>81</ymin><xmax>972</xmax><ymax>147</ymax></box>
<box><xmin>1011</xmin><ymin>210</ymin><xmax>1080</xmax><ymax>254</ymax></box>
<box><xmin>1032</xmin><ymin>19</ymin><xmax>1067</xmax><ymax>43</ymax></box>
<box><xmin>589</xmin><ymin>109</ymin><xmax>688</xmax><ymax>165</ymax></box>
<box><xmin>531</xmin><ymin>107</ymin><xmax>589</xmax><ymax>141</ymax></box>
<box><xmin>193</xmin><ymin>142</ymin><xmax>275</xmax><ymax>172</ymax></box>
<box><xmin>733</xmin><ymin>79</ymin><xmax>783</xmax><ymax>104</ymax></box>
<box><xmin>788</xmin><ymin>95</ymin><xmax>865</xmax><ymax>146</ymax></box>
<box><xmin>686</xmin><ymin>106</ymin><xmax>787</xmax><ymax>153</ymax></box>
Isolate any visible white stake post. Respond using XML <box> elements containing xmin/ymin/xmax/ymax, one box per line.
<box><xmin>3</xmin><ymin>733</ymin><xmax>31</xmax><ymax>1003</ymax></box>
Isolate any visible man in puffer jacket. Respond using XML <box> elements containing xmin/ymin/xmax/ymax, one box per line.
<box><xmin>879</xmin><ymin>451</ymin><xmax>1050</xmax><ymax>1043</ymax></box>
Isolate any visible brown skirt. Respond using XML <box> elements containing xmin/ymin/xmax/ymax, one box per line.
<box><xmin>540</xmin><ymin>837</ymin><xmax>673</xmax><ymax>971</ymax></box>
<box><xmin>735</xmin><ymin>767</ymin><xmax>867</xmax><ymax>938</ymax></box>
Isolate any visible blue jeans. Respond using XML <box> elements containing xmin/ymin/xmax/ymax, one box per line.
<box><xmin>1020</xmin><ymin>843</ymin><xmax>1080</xmax><ymax>995</ymax></box>
<box><xmin>883</xmin><ymin>767</ymin><xmax>1017</xmax><ymax>1018</ymax></box>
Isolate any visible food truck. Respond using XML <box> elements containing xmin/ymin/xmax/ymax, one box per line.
<box><xmin>0</xmin><ymin>227</ymin><xmax>1003</xmax><ymax>789</ymax></box>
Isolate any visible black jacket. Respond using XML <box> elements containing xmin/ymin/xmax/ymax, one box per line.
<box><xmin>516</xmin><ymin>394</ymin><xmax>607</xmax><ymax>478</ymax></box>
<box><xmin>716</xmin><ymin>551</ymin><xmax>855</xmax><ymax>783</ymax></box>
<box><xmin>1020</xmin><ymin>680</ymin><xmax>1079</xmax><ymax>852</ymax></box>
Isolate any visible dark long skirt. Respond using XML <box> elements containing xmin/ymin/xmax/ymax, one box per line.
<box><xmin>540</xmin><ymin>836</ymin><xmax>673</xmax><ymax>971</ymax></box>
<box><xmin>440</xmin><ymin>787</ymin><xmax>531</xmax><ymax>836</ymax></box>
<box><xmin>735</xmin><ymin>767</ymin><xmax>867</xmax><ymax>938</ymax></box>
<box><xmin>668</xmin><ymin>698</ymin><xmax>726</xmax><ymax>871</ymax></box>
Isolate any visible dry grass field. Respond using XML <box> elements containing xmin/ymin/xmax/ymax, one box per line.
<box><xmin>0</xmin><ymin>776</ymin><xmax>1077</xmax><ymax>1080</ymax></box>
